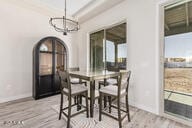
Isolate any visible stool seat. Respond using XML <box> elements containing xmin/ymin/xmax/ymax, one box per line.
<box><xmin>100</xmin><ymin>85</ymin><xmax>126</xmax><ymax>96</ymax></box>
<box><xmin>98</xmin><ymin>78</ymin><xmax>117</xmax><ymax>86</ymax></box>
<box><xmin>70</xmin><ymin>78</ymin><xmax>80</xmax><ymax>84</ymax></box>
<box><xmin>63</xmin><ymin>84</ymin><xmax>88</xmax><ymax>95</ymax></box>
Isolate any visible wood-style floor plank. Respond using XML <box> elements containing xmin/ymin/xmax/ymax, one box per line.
<box><xmin>0</xmin><ymin>95</ymin><xmax>190</xmax><ymax>128</ymax></box>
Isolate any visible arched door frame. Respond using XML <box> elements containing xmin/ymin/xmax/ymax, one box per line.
<box><xmin>33</xmin><ymin>36</ymin><xmax>68</xmax><ymax>99</ymax></box>
<box><xmin>35</xmin><ymin>36</ymin><xmax>69</xmax><ymax>69</ymax></box>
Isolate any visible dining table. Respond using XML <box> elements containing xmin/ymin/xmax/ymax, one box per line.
<box><xmin>69</xmin><ymin>70</ymin><xmax>120</xmax><ymax>117</ymax></box>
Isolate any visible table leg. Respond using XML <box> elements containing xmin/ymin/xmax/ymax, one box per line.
<box><xmin>104</xmin><ymin>78</ymin><xmax>107</xmax><ymax>108</ymax></box>
<box><xmin>90</xmin><ymin>80</ymin><xmax>95</xmax><ymax>117</ymax></box>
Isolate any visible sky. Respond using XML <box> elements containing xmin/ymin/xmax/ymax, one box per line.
<box><xmin>165</xmin><ymin>32</ymin><xmax>192</xmax><ymax>58</ymax></box>
<box><xmin>104</xmin><ymin>40</ymin><xmax>127</xmax><ymax>62</ymax></box>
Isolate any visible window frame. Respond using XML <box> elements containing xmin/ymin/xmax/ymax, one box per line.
<box><xmin>89</xmin><ymin>21</ymin><xmax>127</xmax><ymax>71</ymax></box>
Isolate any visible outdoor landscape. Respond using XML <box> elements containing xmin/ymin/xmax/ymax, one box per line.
<box><xmin>164</xmin><ymin>68</ymin><xmax>192</xmax><ymax>94</ymax></box>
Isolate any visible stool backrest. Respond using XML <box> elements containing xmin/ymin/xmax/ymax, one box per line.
<box><xmin>58</xmin><ymin>70</ymin><xmax>71</xmax><ymax>93</ymax></box>
<box><xmin>118</xmin><ymin>71</ymin><xmax>131</xmax><ymax>95</ymax></box>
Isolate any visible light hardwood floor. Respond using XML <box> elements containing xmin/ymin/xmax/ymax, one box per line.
<box><xmin>0</xmin><ymin>95</ymin><xmax>190</xmax><ymax>128</ymax></box>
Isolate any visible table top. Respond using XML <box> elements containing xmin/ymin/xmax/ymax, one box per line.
<box><xmin>69</xmin><ymin>70</ymin><xmax>120</xmax><ymax>81</ymax></box>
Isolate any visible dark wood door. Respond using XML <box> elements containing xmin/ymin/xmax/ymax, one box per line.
<box><xmin>38</xmin><ymin>75</ymin><xmax>53</xmax><ymax>97</ymax></box>
<box><xmin>33</xmin><ymin>37</ymin><xmax>67</xmax><ymax>99</ymax></box>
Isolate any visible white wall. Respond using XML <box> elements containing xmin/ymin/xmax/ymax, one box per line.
<box><xmin>77</xmin><ymin>0</ymin><xmax>160</xmax><ymax>114</ymax></box>
<box><xmin>0</xmin><ymin>1</ymin><xmax>78</xmax><ymax>103</ymax></box>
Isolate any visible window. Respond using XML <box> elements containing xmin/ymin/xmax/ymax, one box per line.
<box><xmin>164</xmin><ymin>0</ymin><xmax>192</xmax><ymax>121</ymax></box>
<box><xmin>105</xmin><ymin>40</ymin><xmax>115</xmax><ymax>62</ymax></box>
<box><xmin>90</xmin><ymin>23</ymin><xmax>127</xmax><ymax>71</ymax></box>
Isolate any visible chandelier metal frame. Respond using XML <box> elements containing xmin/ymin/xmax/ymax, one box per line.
<box><xmin>49</xmin><ymin>0</ymin><xmax>79</xmax><ymax>35</ymax></box>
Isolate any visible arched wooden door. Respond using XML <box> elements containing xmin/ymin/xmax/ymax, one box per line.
<box><xmin>33</xmin><ymin>37</ymin><xmax>68</xmax><ymax>99</ymax></box>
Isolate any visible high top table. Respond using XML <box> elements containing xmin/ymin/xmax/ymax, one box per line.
<box><xmin>69</xmin><ymin>70</ymin><xmax>120</xmax><ymax>117</ymax></box>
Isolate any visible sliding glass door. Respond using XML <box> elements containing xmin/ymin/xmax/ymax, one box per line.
<box><xmin>90</xmin><ymin>23</ymin><xmax>127</xmax><ymax>71</ymax></box>
<box><xmin>164</xmin><ymin>0</ymin><xmax>192</xmax><ymax>121</ymax></box>
<box><xmin>106</xmin><ymin>23</ymin><xmax>127</xmax><ymax>71</ymax></box>
<box><xmin>90</xmin><ymin>30</ymin><xmax>105</xmax><ymax>71</ymax></box>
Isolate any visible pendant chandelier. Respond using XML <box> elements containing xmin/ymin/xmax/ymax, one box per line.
<box><xmin>49</xmin><ymin>0</ymin><xmax>80</xmax><ymax>35</ymax></box>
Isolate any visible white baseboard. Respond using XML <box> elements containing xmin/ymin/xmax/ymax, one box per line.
<box><xmin>0</xmin><ymin>93</ymin><xmax>32</xmax><ymax>104</ymax></box>
<box><xmin>129</xmin><ymin>100</ymin><xmax>158</xmax><ymax>115</ymax></box>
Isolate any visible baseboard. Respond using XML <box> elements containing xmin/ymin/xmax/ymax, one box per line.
<box><xmin>129</xmin><ymin>100</ymin><xmax>158</xmax><ymax>115</ymax></box>
<box><xmin>0</xmin><ymin>93</ymin><xmax>32</xmax><ymax>104</ymax></box>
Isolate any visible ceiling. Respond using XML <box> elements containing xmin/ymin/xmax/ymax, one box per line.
<box><xmin>36</xmin><ymin>0</ymin><xmax>93</xmax><ymax>16</ymax></box>
<box><xmin>90</xmin><ymin>23</ymin><xmax>126</xmax><ymax>46</ymax></box>
<box><xmin>2</xmin><ymin>0</ymin><xmax>125</xmax><ymax>23</ymax></box>
<box><xmin>106</xmin><ymin>23</ymin><xmax>126</xmax><ymax>43</ymax></box>
<box><xmin>165</xmin><ymin>0</ymin><xmax>192</xmax><ymax>36</ymax></box>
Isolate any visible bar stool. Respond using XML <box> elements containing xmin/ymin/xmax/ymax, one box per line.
<box><xmin>98</xmin><ymin>68</ymin><xmax>119</xmax><ymax>89</ymax></box>
<box><xmin>69</xmin><ymin>67</ymin><xmax>87</xmax><ymax>85</ymax></box>
<box><xmin>99</xmin><ymin>71</ymin><xmax>131</xmax><ymax>128</ymax></box>
<box><xmin>68</xmin><ymin>67</ymin><xmax>87</xmax><ymax>105</ymax></box>
<box><xmin>98</xmin><ymin>69</ymin><xmax>119</xmax><ymax>106</ymax></box>
<box><xmin>98</xmin><ymin>77</ymin><xmax>118</xmax><ymax>106</ymax></box>
<box><xmin>58</xmin><ymin>70</ymin><xmax>89</xmax><ymax>128</ymax></box>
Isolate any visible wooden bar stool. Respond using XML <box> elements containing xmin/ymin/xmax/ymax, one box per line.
<box><xmin>58</xmin><ymin>70</ymin><xmax>89</xmax><ymax>128</ymax></box>
<box><xmin>68</xmin><ymin>67</ymin><xmax>87</xmax><ymax>106</ymax></box>
<box><xmin>98</xmin><ymin>68</ymin><xmax>119</xmax><ymax>89</ymax></box>
<box><xmin>99</xmin><ymin>71</ymin><xmax>131</xmax><ymax>128</ymax></box>
<box><xmin>69</xmin><ymin>67</ymin><xmax>87</xmax><ymax>85</ymax></box>
<box><xmin>98</xmin><ymin>77</ymin><xmax>118</xmax><ymax>107</ymax></box>
<box><xmin>98</xmin><ymin>69</ymin><xmax>119</xmax><ymax>107</ymax></box>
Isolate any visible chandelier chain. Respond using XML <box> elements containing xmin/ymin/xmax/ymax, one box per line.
<box><xmin>64</xmin><ymin>0</ymin><xmax>66</xmax><ymax>30</ymax></box>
